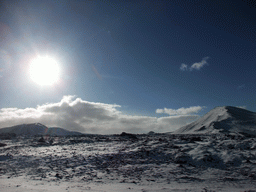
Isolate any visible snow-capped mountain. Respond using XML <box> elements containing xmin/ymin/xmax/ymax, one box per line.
<box><xmin>174</xmin><ymin>106</ymin><xmax>256</xmax><ymax>135</ymax></box>
<box><xmin>0</xmin><ymin>123</ymin><xmax>83</xmax><ymax>136</ymax></box>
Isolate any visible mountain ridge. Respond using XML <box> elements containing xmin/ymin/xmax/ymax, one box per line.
<box><xmin>0</xmin><ymin>123</ymin><xmax>83</xmax><ymax>136</ymax></box>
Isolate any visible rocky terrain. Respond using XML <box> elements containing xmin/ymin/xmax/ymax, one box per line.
<box><xmin>0</xmin><ymin>133</ymin><xmax>256</xmax><ymax>191</ymax></box>
<box><xmin>1</xmin><ymin>106</ymin><xmax>256</xmax><ymax>191</ymax></box>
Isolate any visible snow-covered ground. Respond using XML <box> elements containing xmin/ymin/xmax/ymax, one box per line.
<box><xmin>1</xmin><ymin>133</ymin><xmax>256</xmax><ymax>191</ymax></box>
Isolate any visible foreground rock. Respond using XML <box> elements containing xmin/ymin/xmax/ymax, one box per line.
<box><xmin>0</xmin><ymin>143</ymin><xmax>7</xmax><ymax>147</ymax></box>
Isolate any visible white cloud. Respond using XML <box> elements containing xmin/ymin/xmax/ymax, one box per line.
<box><xmin>190</xmin><ymin>57</ymin><xmax>209</xmax><ymax>70</ymax></box>
<box><xmin>236</xmin><ymin>106</ymin><xmax>246</xmax><ymax>109</ymax></box>
<box><xmin>180</xmin><ymin>63</ymin><xmax>188</xmax><ymax>71</ymax></box>
<box><xmin>156</xmin><ymin>106</ymin><xmax>204</xmax><ymax>116</ymax></box>
<box><xmin>0</xmin><ymin>96</ymin><xmax>203</xmax><ymax>134</ymax></box>
<box><xmin>180</xmin><ymin>57</ymin><xmax>209</xmax><ymax>71</ymax></box>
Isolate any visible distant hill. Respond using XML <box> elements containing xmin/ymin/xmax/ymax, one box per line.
<box><xmin>173</xmin><ymin>106</ymin><xmax>256</xmax><ymax>136</ymax></box>
<box><xmin>0</xmin><ymin>123</ymin><xmax>83</xmax><ymax>136</ymax></box>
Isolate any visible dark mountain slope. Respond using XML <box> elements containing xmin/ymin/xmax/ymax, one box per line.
<box><xmin>0</xmin><ymin>123</ymin><xmax>83</xmax><ymax>136</ymax></box>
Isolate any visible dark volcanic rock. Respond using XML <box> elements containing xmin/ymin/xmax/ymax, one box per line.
<box><xmin>148</xmin><ymin>131</ymin><xmax>155</xmax><ymax>135</ymax></box>
<box><xmin>55</xmin><ymin>173</ymin><xmax>63</xmax><ymax>179</ymax></box>
<box><xmin>0</xmin><ymin>143</ymin><xmax>7</xmax><ymax>147</ymax></box>
<box><xmin>120</xmin><ymin>132</ymin><xmax>138</xmax><ymax>140</ymax></box>
<box><xmin>0</xmin><ymin>133</ymin><xmax>16</xmax><ymax>140</ymax></box>
<box><xmin>38</xmin><ymin>137</ymin><xmax>46</xmax><ymax>143</ymax></box>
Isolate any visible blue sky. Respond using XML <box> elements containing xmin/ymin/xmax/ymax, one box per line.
<box><xmin>0</xmin><ymin>1</ymin><xmax>255</xmax><ymax>133</ymax></box>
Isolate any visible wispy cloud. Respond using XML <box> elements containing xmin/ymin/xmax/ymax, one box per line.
<box><xmin>180</xmin><ymin>57</ymin><xmax>209</xmax><ymax>71</ymax></box>
<box><xmin>0</xmin><ymin>68</ymin><xmax>4</xmax><ymax>78</ymax></box>
<box><xmin>236</xmin><ymin>106</ymin><xmax>246</xmax><ymax>109</ymax></box>
<box><xmin>91</xmin><ymin>65</ymin><xmax>102</xmax><ymax>80</ymax></box>
<box><xmin>180</xmin><ymin>63</ymin><xmax>188</xmax><ymax>71</ymax></box>
<box><xmin>237</xmin><ymin>84</ymin><xmax>245</xmax><ymax>89</ymax></box>
<box><xmin>190</xmin><ymin>57</ymin><xmax>209</xmax><ymax>70</ymax></box>
<box><xmin>0</xmin><ymin>96</ymin><xmax>203</xmax><ymax>134</ymax></box>
<box><xmin>156</xmin><ymin>106</ymin><xmax>204</xmax><ymax>116</ymax></box>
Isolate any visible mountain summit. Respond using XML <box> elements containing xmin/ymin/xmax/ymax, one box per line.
<box><xmin>173</xmin><ymin>106</ymin><xmax>256</xmax><ymax>135</ymax></box>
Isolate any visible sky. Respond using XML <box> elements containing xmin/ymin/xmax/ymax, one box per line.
<box><xmin>0</xmin><ymin>0</ymin><xmax>255</xmax><ymax>134</ymax></box>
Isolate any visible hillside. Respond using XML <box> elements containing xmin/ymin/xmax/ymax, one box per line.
<box><xmin>174</xmin><ymin>106</ymin><xmax>256</xmax><ymax>135</ymax></box>
<box><xmin>0</xmin><ymin>123</ymin><xmax>83</xmax><ymax>136</ymax></box>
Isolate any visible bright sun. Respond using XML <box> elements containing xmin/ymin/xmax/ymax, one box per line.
<box><xmin>29</xmin><ymin>56</ymin><xmax>60</xmax><ymax>86</ymax></box>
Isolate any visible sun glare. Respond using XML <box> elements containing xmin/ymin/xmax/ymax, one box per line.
<box><xmin>29</xmin><ymin>56</ymin><xmax>60</xmax><ymax>86</ymax></box>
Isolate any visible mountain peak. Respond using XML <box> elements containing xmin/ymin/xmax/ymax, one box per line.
<box><xmin>174</xmin><ymin>106</ymin><xmax>256</xmax><ymax>135</ymax></box>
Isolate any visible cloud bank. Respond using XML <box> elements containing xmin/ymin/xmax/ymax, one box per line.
<box><xmin>156</xmin><ymin>106</ymin><xmax>204</xmax><ymax>116</ymax></box>
<box><xmin>0</xmin><ymin>96</ymin><xmax>203</xmax><ymax>134</ymax></box>
<box><xmin>180</xmin><ymin>57</ymin><xmax>209</xmax><ymax>71</ymax></box>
